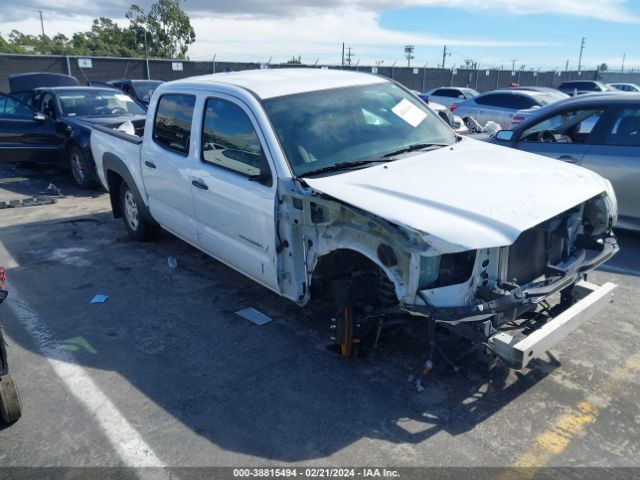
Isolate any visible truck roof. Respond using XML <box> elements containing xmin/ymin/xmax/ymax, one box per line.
<box><xmin>167</xmin><ymin>68</ymin><xmax>387</xmax><ymax>99</ymax></box>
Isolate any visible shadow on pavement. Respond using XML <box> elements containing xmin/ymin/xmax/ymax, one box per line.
<box><xmin>0</xmin><ymin>208</ymin><xmax>557</xmax><ymax>461</ymax></box>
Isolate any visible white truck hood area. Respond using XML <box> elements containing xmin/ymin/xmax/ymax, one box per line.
<box><xmin>304</xmin><ymin>138</ymin><xmax>609</xmax><ymax>251</ymax></box>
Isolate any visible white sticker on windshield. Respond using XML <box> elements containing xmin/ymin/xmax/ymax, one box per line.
<box><xmin>115</xmin><ymin>94</ymin><xmax>132</xmax><ymax>102</ymax></box>
<box><xmin>391</xmin><ymin>99</ymin><xmax>427</xmax><ymax>127</ymax></box>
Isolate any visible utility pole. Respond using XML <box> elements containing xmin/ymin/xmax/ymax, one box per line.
<box><xmin>578</xmin><ymin>37</ymin><xmax>586</xmax><ymax>72</ymax></box>
<box><xmin>565</xmin><ymin>59</ymin><xmax>569</xmax><ymax>72</ymax></box>
<box><xmin>341</xmin><ymin>42</ymin><xmax>345</xmax><ymax>67</ymax></box>
<box><xmin>38</xmin><ymin>10</ymin><xmax>45</xmax><ymax>38</ymax></box>
<box><xmin>511</xmin><ymin>59</ymin><xmax>516</xmax><ymax>72</ymax></box>
<box><xmin>441</xmin><ymin>45</ymin><xmax>447</xmax><ymax>69</ymax></box>
<box><xmin>621</xmin><ymin>53</ymin><xmax>626</xmax><ymax>73</ymax></box>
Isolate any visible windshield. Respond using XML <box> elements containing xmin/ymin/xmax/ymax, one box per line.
<box><xmin>531</xmin><ymin>92</ymin><xmax>566</xmax><ymax>105</ymax></box>
<box><xmin>461</xmin><ymin>88</ymin><xmax>480</xmax><ymax>97</ymax></box>
<box><xmin>56</xmin><ymin>90</ymin><xmax>146</xmax><ymax>117</ymax></box>
<box><xmin>132</xmin><ymin>81</ymin><xmax>162</xmax><ymax>102</ymax></box>
<box><xmin>262</xmin><ymin>83</ymin><xmax>457</xmax><ymax>176</ymax></box>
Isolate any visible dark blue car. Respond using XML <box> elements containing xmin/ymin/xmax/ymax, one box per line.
<box><xmin>108</xmin><ymin>79</ymin><xmax>164</xmax><ymax>109</ymax></box>
<box><xmin>0</xmin><ymin>75</ymin><xmax>146</xmax><ymax>188</ymax></box>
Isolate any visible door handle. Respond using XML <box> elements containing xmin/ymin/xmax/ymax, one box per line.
<box><xmin>557</xmin><ymin>155</ymin><xmax>578</xmax><ymax>164</ymax></box>
<box><xmin>144</xmin><ymin>160</ymin><xmax>156</xmax><ymax>169</ymax></box>
<box><xmin>192</xmin><ymin>179</ymin><xmax>208</xmax><ymax>190</ymax></box>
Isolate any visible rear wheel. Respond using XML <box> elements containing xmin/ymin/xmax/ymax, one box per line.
<box><xmin>119</xmin><ymin>182</ymin><xmax>158</xmax><ymax>241</ymax></box>
<box><xmin>68</xmin><ymin>145</ymin><xmax>98</xmax><ymax>189</ymax></box>
<box><xmin>0</xmin><ymin>374</ymin><xmax>22</xmax><ymax>424</ymax></box>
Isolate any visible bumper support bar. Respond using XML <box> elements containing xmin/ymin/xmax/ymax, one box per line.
<box><xmin>489</xmin><ymin>280</ymin><xmax>616</xmax><ymax>369</ymax></box>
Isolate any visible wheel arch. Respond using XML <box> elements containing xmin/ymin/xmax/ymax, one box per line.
<box><xmin>309</xmin><ymin>247</ymin><xmax>402</xmax><ymax>308</ymax></box>
<box><xmin>102</xmin><ymin>152</ymin><xmax>156</xmax><ymax>225</ymax></box>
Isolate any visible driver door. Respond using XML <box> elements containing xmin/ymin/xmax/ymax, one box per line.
<box><xmin>0</xmin><ymin>93</ymin><xmax>65</xmax><ymax>164</ymax></box>
<box><xmin>192</xmin><ymin>95</ymin><xmax>279</xmax><ymax>291</ymax></box>
<box><xmin>514</xmin><ymin>107</ymin><xmax>607</xmax><ymax>165</ymax></box>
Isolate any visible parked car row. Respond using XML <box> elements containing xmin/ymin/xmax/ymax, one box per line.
<box><xmin>0</xmin><ymin>73</ymin><xmax>150</xmax><ymax>187</ymax></box>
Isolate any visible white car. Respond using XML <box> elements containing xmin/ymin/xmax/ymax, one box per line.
<box><xmin>91</xmin><ymin>68</ymin><xmax>618</xmax><ymax>369</ymax></box>
<box><xmin>423</xmin><ymin>87</ymin><xmax>479</xmax><ymax>109</ymax></box>
<box><xmin>608</xmin><ymin>82</ymin><xmax>640</xmax><ymax>93</ymax></box>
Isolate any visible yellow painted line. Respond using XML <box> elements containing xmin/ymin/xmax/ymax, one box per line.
<box><xmin>500</xmin><ymin>353</ymin><xmax>640</xmax><ymax>480</ymax></box>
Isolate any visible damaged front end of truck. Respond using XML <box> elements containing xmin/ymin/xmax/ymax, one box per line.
<box><xmin>275</xmin><ymin>177</ymin><xmax>618</xmax><ymax>372</ymax></box>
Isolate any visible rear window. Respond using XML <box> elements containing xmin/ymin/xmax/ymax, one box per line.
<box><xmin>561</xmin><ymin>82</ymin><xmax>598</xmax><ymax>92</ymax></box>
<box><xmin>153</xmin><ymin>94</ymin><xmax>196</xmax><ymax>155</ymax></box>
<box><xmin>476</xmin><ymin>93</ymin><xmax>514</xmax><ymax>108</ymax></box>
<box><xmin>433</xmin><ymin>89</ymin><xmax>459</xmax><ymax>98</ymax></box>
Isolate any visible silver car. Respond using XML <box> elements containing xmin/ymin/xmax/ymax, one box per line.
<box><xmin>423</xmin><ymin>86</ymin><xmax>479</xmax><ymax>109</ymax></box>
<box><xmin>452</xmin><ymin>89</ymin><xmax>563</xmax><ymax>129</ymax></box>
<box><xmin>488</xmin><ymin>93</ymin><xmax>640</xmax><ymax>230</ymax></box>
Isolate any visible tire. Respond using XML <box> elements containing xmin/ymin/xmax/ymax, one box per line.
<box><xmin>68</xmin><ymin>145</ymin><xmax>98</xmax><ymax>189</ymax></box>
<box><xmin>0</xmin><ymin>374</ymin><xmax>22</xmax><ymax>424</ymax></box>
<box><xmin>119</xmin><ymin>181</ymin><xmax>158</xmax><ymax>241</ymax></box>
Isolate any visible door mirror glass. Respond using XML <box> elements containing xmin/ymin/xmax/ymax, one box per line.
<box><xmin>458</xmin><ymin>94</ymin><xmax>465</xmax><ymax>99</ymax></box>
<box><xmin>33</xmin><ymin>112</ymin><xmax>46</xmax><ymax>123</ymax></box>
<box><xmin>494</xmin><ymin>130</ymin><xmax>514</xmax><ymax>141</ymax></box>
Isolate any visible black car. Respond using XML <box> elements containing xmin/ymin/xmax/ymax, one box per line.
<box><xmin>0</xmin><ymin>84</ymin><xmax>146</xmax><ymax>188</ymax></box>
<box><xmin>108</xmin><ymin>79</ymin><xmax>164</xmax><ymax>109</ymax></box>
<box><xmin>557</xmin><ymin>80</ymin><xmax>615</xmax><ymax>96</ymax></box>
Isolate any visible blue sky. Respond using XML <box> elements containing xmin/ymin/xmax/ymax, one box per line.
<box><xmin>2</xmin><ymin>0</ymin><xmax>639</xmax><ymax>70</ymax></box>
<box><xmin>377</xmin><ymin>4</ymin><xmax>640</xmax><ymax>70</ymax></box>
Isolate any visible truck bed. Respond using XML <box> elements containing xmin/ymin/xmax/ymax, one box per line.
<box><xmin>90</xmin><ymin>121</ymin><xmax>145</xmax><ymax>193</ymax></box>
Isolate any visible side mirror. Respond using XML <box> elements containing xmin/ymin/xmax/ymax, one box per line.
<box><xmin>458</xmin><ymin>94</ymin><xmax>465</xmax><ymax>99</ymax></box>
<box><xmin>248</xmin><ymin>156</ymin><xmax>273</xmax><ymax>187</ymax></box>
<box><xmin>249</xmin><ymin>171</ymin><xmax>273</xmax><ymax>187</ymax></box>
<box><xmin>495</xmin><ymin>130</ymin><xmax>514</xmax><ymax>142</ymax></box>
<box><xmin>33</xmin><ymin>112</ymin><xmax>46</xmax><ymax>123</ymax></box>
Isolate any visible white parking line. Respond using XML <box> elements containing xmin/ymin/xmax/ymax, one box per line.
<box><xmin>6</xmin><ymin>282</ymin><xmax>173</xmax><ymax>480</ymax></box>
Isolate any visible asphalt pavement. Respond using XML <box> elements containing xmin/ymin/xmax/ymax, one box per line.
<box><xmin>0</xmin><ymin>162</ymin><xmax>638</xmax><ymax>478</ymax></box>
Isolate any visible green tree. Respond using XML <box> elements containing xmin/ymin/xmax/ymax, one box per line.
<box><xmin>2</xmin><ymin>0</ymin><xmax>195</xmax><ymax>58</ymax></box>
<box><xmin>598</xmin><ymin>63</ymin><xmax>609</xmax><ymax>72</ymax></box>
<box><xmin>0</xmin><ymin>32</ymin><xmax>24</xmax><ymax>53</ymax></box>
<box><xmin>127</xmin><ymin>0</ymin><xmax>195</xmax><ymax>59</ymax></box>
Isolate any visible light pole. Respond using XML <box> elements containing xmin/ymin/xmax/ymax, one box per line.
<box><xmin>144</xmin><ymin>30</ymin><xmax>150</xmax><ymax>80</ymax></box>
<box><xmin>404</xmin><ymin>45</ymin><xmax>415</xmax><ymax>67</ymax></box>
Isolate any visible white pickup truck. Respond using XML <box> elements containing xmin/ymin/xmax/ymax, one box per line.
<box><xmin>90</xmin><ymin>68</ymin><xmax>619</xmax><ymax>370</ymax></box>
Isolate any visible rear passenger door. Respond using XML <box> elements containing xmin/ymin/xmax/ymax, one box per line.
<box><xmin>141</xmin><ymin>93</ymin><xmax>199</xmax><ymax>244</ymax></box>
<box><xmin>473</xmin><ymin>93</ymin><xmax>513</xmax><ymax>125</ymax></box>
<box><xmin>192</xmin><ymin>95</ymin><xmax>279</xmax><ymax>291</ymax></box>
<box><xmin>581</xmin><ymin>106</ymin><xmax>640</xmax><ymax>222</ymax></box>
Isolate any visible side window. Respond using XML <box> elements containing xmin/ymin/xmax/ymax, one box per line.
<box><xmin>511</xmin><ymin>95</ymin><xmax>538</xmax><ymax>110</ymax></box>
<box><xmin>41</xmin><ymin>93</ymin><xmax>57</xmax><ymax>118</ymax></box>
<box><xmin>201</xmin><ymin>98</ymin><xmax>269</xmax><ymax>180</ymax></box>
<box><xmin>602</xmin><ymin>108</ymin><xmax>640</xmax><ymax>146</ymax></box>
<box><xmin>435</xmin><ymin>89</ymin><xmax>457</xmax><ymax>98</ymax></box>
<box><xmin>153</xmin><ymin>94</ymin><xmax>195</xmax><ymax>155</ymax></box>
<box><xmin>476</xmin><ymin>93</ymin><xmax>503</xmax><ymax>107</ymax></box>
<box><xmin>520</xmin><ymin>108</ymin><xmax>605</xmax><ymax>144</ymax></box>
<box><xmin>0</xmin><ymin>94</ymin><xmax>34</xmax><ymax>118</ymax></box>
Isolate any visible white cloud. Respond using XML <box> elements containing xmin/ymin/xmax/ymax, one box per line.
<box><xmin>188</xmin><ymin>9</ymin><xmax>547</xmax><ymax>64</ymax></box>
<box><xmin>380</xmin><ymin>0</ymin><xmax>639</xmax><ymax>24</ymax></box>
